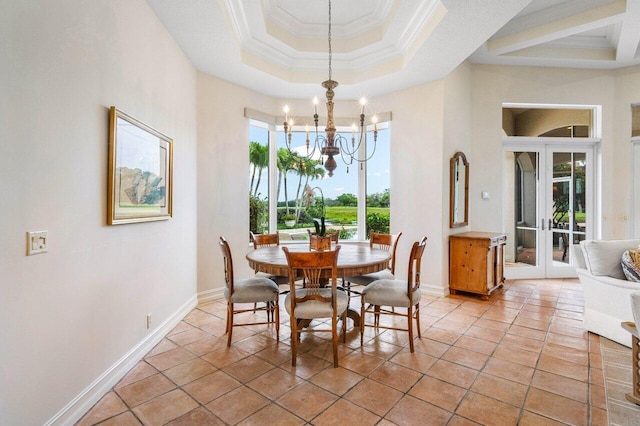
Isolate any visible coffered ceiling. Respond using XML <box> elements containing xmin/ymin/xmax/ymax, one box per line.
<box><xmin>146</xmin><ymin>0</ymin><xmax>640</xmax><ymax>99</ymax></box>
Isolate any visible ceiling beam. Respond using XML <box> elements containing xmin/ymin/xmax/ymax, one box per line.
<box><xmin>504</xmin><ymin>45</ymin><xmax>615</xmax><ymax>61</ymax></box>
<box><xmin>487</xmin><ymin>0</ymin><xmax>626</xmax><ymax>56</ymax></box>
<box><xmin>616</xmin><ymin>0</ymin><xmax>640</xmax><ymax>61</ymax></box>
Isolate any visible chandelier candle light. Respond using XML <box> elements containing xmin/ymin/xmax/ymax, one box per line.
<box><xmin>282</xmin><ymin>0</ymin><xmax>378</xmax><ymax>177</ymax></box>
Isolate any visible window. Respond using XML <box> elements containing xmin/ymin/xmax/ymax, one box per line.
<box><xmin>249</xmin><ymin>119</ymin><xmax>390</xmax><ymax>241</ymax></box>
<box><xmin>366</xmin><ymin>127</ymin><xmax>390</xmax><ymax>235</ymax></box>
<box><xmin>249</xmin><ymin>123</ymin><xmax>270</xmax><ymax>235</ymax></box>
<box><xmin>502</xmin><ymin>107</ymin><xmax>592</xmax><ymax>137</ymax></box>
<box><xmin>633</xmin><ymin>104</ymin><xmax>640</xmax><ymax>137</ymax></box>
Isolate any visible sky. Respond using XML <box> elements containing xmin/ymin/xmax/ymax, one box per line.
<box><xmin>118</xmin><ymin>118</ymin><xmax>161</xmax><ymax>174</ymax></box>
<box><xmin>250</xmin><ymin>125</ymin><xmax>390</xmax><ymax>202</ymax></box>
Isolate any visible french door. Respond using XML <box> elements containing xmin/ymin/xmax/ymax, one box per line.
<box><xmin>503</xmin><ymin>143</ymin><xmax>595</xmax><ymax>279</ymax></box>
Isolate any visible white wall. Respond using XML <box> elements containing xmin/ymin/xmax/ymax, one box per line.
<box><xmin>376</xmin><ymin>82</ymin><xmax>447</xmax><ymax>294</ymax></box>
<box><xmin>197</xmin><ymin>74</ymin><xmax>274</xmax><ymax>296</ymax></box>
<box><xmin>443</xmin><ymin>62</ymin><xmax>473</xmax><ymax>283</ymax></box>
<box><xmin>614</xmin><ymin>65</ymin><xmax>640</xmax><ymax>237</ymax></box>
<box><xmin>0</xmin><ymin>1</ymin><xmax>198</xmax><ymax>424</ymax></box>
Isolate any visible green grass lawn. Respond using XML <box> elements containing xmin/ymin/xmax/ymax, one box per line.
<box><xmin>324</xmin><ymin>206</ymin><xmax>388</xmax><ymax>224</ymax></box>
<box><xmin>275</xmin><ymin>206</ymin><xmax>390</xmax><ymax>232</ymax></box>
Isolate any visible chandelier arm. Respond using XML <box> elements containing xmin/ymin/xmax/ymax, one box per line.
<box><xmin>337</xmin><ymin>131</ymin><xmax>378</xmax><ymax>164</ymax></box>
<box><xmin>338</xmin><ymin>147</ymin><xmax>355</xmax><ymax>166</ymax></box>
<box><xmin>335</xmin><ymin>134</ymin><xmax>355</xmax><ymax>166</ymax></box>
<box><xmin>284</xmin><ymin>131</ymin><xmax>323</xmax><ymax>163</ymax></box>
<box><xmin>338</xmin><ymin>129</ymin><xmax>365</xmax><ymax>157</ymax></box>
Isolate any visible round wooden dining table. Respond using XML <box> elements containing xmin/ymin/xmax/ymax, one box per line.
<box><xmin>245</xmin><ymin>244</ymin><xmax>391</xmax><ymax>278</ymax></box>
<box><xmin>246</xmin><ymin>244</ymin><xmax>391</xmax><ymax>327</ymax></box>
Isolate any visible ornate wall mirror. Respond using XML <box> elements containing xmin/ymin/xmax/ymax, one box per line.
<box><xmin>450</xmin><ymin>151</ymin><xmax>469</xmax><ymax>228</ymax></box>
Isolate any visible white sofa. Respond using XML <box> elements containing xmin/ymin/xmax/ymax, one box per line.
<box><xmin>574</xmin><ymin>239</ymin><xmax>640</xmax><ymax>347</ymax></box>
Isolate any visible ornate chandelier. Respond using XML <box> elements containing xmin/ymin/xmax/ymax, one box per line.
<box><xmin>282</xmin><ymin>0</ymin><xmax>377</xmax><ymax>177</ymax></box>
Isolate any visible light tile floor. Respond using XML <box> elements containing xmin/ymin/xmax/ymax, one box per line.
<box><xmin>77</xmin><ymin>279</ymin><xmax>640</xmax><ymax>425</ymax></box>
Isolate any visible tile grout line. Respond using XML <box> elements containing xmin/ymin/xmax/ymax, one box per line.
<box><xmin>77</xmin><ymin>279</ymin><xmax>638</xmax><ymax>425</ymax></box>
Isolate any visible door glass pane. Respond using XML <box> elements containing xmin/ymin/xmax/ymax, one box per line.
<box><xmin>552</xmin><ymin>153</ymin><xmax>571</xmax><ymax>265</ymax></box>
<box><xmin>505</xmin><ymin>151</ymin><xmax>539</xmax><ymax>267</ymax></box>
<box><xmin>573</xmin><ymin>152</ymin><xmax>587</xmax><ymax>245</ymax></box>
<box><xmin>551</xmin><ymin>152</ymin><xmax>587</xmax><ymax>266</ymax></box>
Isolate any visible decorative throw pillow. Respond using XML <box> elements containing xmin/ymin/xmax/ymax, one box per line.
<box><xmin>630</xmin><ymin>248</ymin><xmax>640</xmax><ymax>267</ymax></box>
<box><xmin>622</xmin><ymin>249</ymin><xmax>640</xmax><ymax>282</ymax></box>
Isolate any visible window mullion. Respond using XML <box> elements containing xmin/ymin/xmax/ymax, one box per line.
<box><xmin>268</xmin><ymin>126</ymin><xmax>278</xmax><ymax>233</ymax></box>
<box><xmin>357</xmin><ymin>133</ymin><xmax>367</xmax><ymax>240</ymax></box>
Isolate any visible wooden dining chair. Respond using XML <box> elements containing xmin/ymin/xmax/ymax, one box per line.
<box><xmin>306</xmin><ymin>229</ymin><xmax>339</xmax><ymax>242</ymax></box>
<box><xmin>250</xmin><ymin>232</ymin><xmax>290</xmax><ymax>317</ymax></box>
<box><xmin>250</xmin><ymin>232</ymin><xmax>290</xmax><ymax>286</ymax></box>
<box><xmin>219</xmin><ymin>236</ymin><xmax>280</xmax><ymax>347</ymax></box>
<box><xmin>360</xmin><ymin>237</ymin><xmax>427</xmax><ymax>352</ymax></box>
<box><xmin>282</xmin><ymin>245</ymin><xmax>348</xmax><ymax>368</ymax></box>
<box><xmin>344</xmin><ymin>231</ymin><xmax>402</xmax><ymax>296</ymax></box>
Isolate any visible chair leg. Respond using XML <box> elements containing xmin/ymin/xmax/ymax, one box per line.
<box><xmin>225</xmin><ymin>302</ymin><xmax>230</xmax><ymax>334</ymax></box>
<box><xmin>331</xmin><ymin>314</ymin><xmax>339</xmax><ymax>368</ymax></box>
<box><xmin>374</xmin><ymin>305</ymin><xmax>381</xmax><ymax>327</ymax></box>
<box><xmin>407</xmin><ymin>306</ymin><xmax>414</xmax><ymax>353</ymax></box>
<box><xmin>360</xmin><ymin>299</ymin><xmax>365</xmax><ymax>347</ymax></box>
<box><xmin>415</xmin><ymin>303</ymin><xmax>421</xmax><ymax>338</ymax></box>
<box><xmin>290</xmin><ymin>317</ymin><xmax>298</xmax><ymax>367</ymax></box>
<box><xmin>275</xmin><ymin>300</ymin><xmax>280</xmax><ymax>341</ymax></box>
<box><xmin>342</xmin><ymin>310</ymin><xmax>347</xmax><ymax>343</ymax></box>
<box><xmin>226</xmin><ymin>302</ymin><xmax>234</xmax><ymax>347</ymax></box>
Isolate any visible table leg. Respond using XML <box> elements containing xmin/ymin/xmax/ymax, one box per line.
<box><xmin>347</xmin><ymin>308</ymin><xmax>360</xmax><ymax>327</ymax></box>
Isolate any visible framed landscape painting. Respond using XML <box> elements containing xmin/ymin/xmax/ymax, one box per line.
<box><xmin>108</xmin><ymin>107</ymin><xmax>173</xmax><ymax>225</ymax></box>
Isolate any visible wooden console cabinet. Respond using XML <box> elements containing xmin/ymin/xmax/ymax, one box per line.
<box><xmin>449</xmin><ymin>232</ymin><xmax>506</xmax><ymax>299</ymax></box>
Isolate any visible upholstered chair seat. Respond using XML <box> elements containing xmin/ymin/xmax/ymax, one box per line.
<box><xmin>361</xmin><ymin>279</ymin><xmax>421</xmax><ymax>308</ymax></box>
<box><xmin>285</xmin><ymin>288</ymin><xmax>348</xmax><ymax>319</ymax></box>
<box><xmin>347</xmin><ymin>269</ymin><xmax>395</xmax><ymax>286</ymax></box>
<box><xmin>225</xmin><ymin>277</ymin><xmax>279</xmax><ymax>303</ymax></box>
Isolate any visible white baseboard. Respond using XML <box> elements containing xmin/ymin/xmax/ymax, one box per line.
<box><xmin>46</xmin><ymin>295</ymin><xmax>198</xmax><ymax>426</ymax></box>
<box><xmin>198</xmin><ymin>287</ymin><xmax>225</xmax><ymax>304</ymax></box>
<box><xmin>421</xmin><ymin>282</ymin><xmax>449</xmax><ymax>297</ymax></box>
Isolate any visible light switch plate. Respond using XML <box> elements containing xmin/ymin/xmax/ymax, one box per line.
<box><xmin>27</xmin><ymin>231</ymin><xmax>48</xmax><ymax>255</ymax></box>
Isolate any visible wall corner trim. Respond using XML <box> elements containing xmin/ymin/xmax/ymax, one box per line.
<box><xmin>45</xmin><ymin>295</ymin><xmax>198</xmax><ymax>426</ymax></box>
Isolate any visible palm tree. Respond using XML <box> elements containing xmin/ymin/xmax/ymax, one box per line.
<box><xmin>253</xmin><ymin>144</ymin><xmax>268</xmax><ymax>196</ymax></box>
<box><xmin>277</xmin><ymin>148</ymin><xmax>295</xmax><ymax>214</ymax></box>
<box><xmin>249</xmin><ymin>142</ymin><xmax>268</xmax><ymax>196</ymax></box>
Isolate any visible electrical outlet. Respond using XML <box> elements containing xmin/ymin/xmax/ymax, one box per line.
<box><xmin>146</xmin><ymin>314</ymin><xmax>152</xmax><ymax>329</ymax></box>
<box><xmin>27</xmin><ymin>231</ymin><xmax>48</xmax><ymax>255</ymax></box>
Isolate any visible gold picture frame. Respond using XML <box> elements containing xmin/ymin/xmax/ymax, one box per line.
<box><xmin>108</xmin><ymin>107</ymin><xmax>173</xmax><ymax>225</ymax></box>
